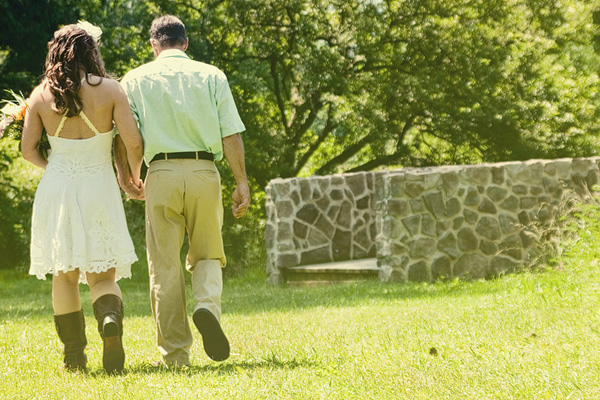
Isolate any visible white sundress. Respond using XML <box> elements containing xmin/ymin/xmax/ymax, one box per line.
<box><xmin>29</xmin><ymin>110</ymin><xmax>137</xmax><ymax>284</ymax></box>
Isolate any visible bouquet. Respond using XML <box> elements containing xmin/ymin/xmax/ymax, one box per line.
<box><xmin>0</xmin><ymin>90</ymin><xmax>50</xmax><ymax>158</ymax></box>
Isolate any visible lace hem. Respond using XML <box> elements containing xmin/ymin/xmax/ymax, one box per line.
<box><xmin>29</xmin><ymin>252</ymin><xmax>138</xmax><ymax>284</ymax></box>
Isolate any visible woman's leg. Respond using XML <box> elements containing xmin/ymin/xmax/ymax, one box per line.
<box><xmin>52</xmin><ymin>269</ymin><xmax>87</xmax><ymax>370</ymax></box>
<box><xmin>86</xmin><ymin>269</ymin><xmax>122</xmax><ymax>302</ymax></box>
<box><xmin>52</xmin><ymin>269</ymin><xmax>81</xmax><ymax>314</ymax></box>
<box><xmin>87</xmin><ymin>269</ymin><xmax>125</xmax><ymax>374</ymax></box>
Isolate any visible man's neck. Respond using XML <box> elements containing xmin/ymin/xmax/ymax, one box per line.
<box><xmin>154</xmin><ymin>45</ymin><xmax>186</xmax><ymax>58</ymax></box>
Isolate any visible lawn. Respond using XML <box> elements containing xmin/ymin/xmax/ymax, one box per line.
<box><xmin>1</xmin><ymin>225</ymin><xmax>600</xmax><ymax>399</ymax></box>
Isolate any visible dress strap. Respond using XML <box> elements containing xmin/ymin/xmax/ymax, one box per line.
<box><xmin>79</xmin><ymin>111</ymin><xmax>101</xmax><ymax>136</ymax></box>
<box><xmin>54</xmin><ymin>115</ymin><xmax>68</xmax><ymax>138</ymax></box>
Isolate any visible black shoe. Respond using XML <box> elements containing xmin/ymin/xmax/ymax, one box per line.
<box><xmin>192</xmin><ymin>308</ymin><xmax>230</xmax><ymax>361</ymax></box>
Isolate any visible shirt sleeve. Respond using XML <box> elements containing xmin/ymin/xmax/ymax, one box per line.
<box><xmin>120</xmin><ymin>77</ymin><xmax>140</xmax><ymax>128</ymax></box>
<box><xmin>215</xmin><ymin>71</ymin><xmax>245</xmax><ymax>138</ymax></box>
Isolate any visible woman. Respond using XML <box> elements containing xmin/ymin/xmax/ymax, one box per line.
<box><xmin>21</xmin><ymin>24</ymin><xmax>143</xmax><ymax>374</ymax></box>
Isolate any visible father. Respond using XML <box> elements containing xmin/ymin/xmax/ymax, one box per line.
<box><xmin>115</xmin><ymin>15</ymin><xmax>249</xmax><ymax>367</ymax></box>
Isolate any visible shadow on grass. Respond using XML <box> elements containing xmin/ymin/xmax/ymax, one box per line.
<box><xmin>0</xmin><ymin>262</ymin><xmax>530</xmax><ymax>319</ymax></box>
<box><xmin>86</xmin><ymin>356</ymin><xmax>316</xmax><ymax>377</ymax></box>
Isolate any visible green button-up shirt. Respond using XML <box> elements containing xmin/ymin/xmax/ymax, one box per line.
<box><xmin>121</xmin><ymin>49</ymin><xmax>245</xmax><ymax>163</ymax></box>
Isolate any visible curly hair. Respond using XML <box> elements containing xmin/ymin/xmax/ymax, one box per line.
<box><xmin>45</xmin><ymin>25</ymin><xmax>106</xmax><ymax>117</ymax></box>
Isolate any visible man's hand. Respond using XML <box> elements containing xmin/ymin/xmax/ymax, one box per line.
<box><xmin>232</xmin><ymin>181</ymin><xmax>250</xmax><ymax>218</ymax></box>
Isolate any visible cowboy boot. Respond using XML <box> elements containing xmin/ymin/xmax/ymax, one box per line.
<box><xmin>54</xmin><ymin>310</ymin><xmax>87</xmax><ymax>371</ymax></box>
<box><xmin>93</xmin><ymin>294</ymin><xmax>125</xmax><ymax>374</ymax></box>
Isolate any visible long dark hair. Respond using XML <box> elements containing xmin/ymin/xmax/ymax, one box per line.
<box><xmin>45</xmin><ymin>24</ymin><xmax>106</xmax><ymax>117</ymax></box>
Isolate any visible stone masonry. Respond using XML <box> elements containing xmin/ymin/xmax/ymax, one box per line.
<box><xmin>265</xmin><ymin>157</ymin><xmax>600</xmax><ymax>284</ymax></box>
<box><xmin>265</xmin><ymin>173</ymin><xmax>379</xmax><ymax>284</ymax></box>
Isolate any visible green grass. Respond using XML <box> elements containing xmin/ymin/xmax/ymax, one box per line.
<box><xmin>2</xmin><ymin>225</ymin><xmax>600</xmax><ymax>399</ymax></box>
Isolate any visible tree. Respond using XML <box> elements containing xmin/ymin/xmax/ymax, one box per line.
<box><xmin>0</xmin><ymin>0</ymin><xmax>81</xmax><ymax>95</ymax></box>
<box><xmin>4</xmin><ymin>0</ymin><xmax>599</xmax><ymax>186</ymax></box>
<box><xmin>166</xmin><ymin>0</ymin><xmax>600</xmax><ymax>189</ymax></box>
<box><xmin>2</xmin><ymin>0</ymin><xmax>600</xmax><ymax>270</ymax></box>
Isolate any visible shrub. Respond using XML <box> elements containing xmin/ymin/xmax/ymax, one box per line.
<box><xmin>0</xmin><ymin>140</ymin><xmax>40</xmax><ymax>270</ymax></box>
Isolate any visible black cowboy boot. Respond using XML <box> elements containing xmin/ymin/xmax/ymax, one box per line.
<box><xmin>93</xmin><ymin>294</ymin><xmax>125</xmax><ymax>374</ymax></box>
<box><xmin>54</xmin><ymin>310</ymin><xmax>87</xmax><ymax>371</ymax></box>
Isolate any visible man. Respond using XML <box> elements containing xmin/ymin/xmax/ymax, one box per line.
<box><xmin>115</xmin><ymin>15</ymin><xmax>249</xmax><ymax>367</ymax></box>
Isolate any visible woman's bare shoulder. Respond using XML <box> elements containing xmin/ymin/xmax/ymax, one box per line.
<box><xmin>29</xmin><ymin>82</ymin><xmax>48</xmax><ymax>98</ymax></box>
<box><xmin>90</xmin><ymin>76</ymin><xmax>126</xmax><ymax>96</ymax></box>
<box><xmin>89</xmin><ymin>75</ymin><xmax>116</xmax><ymax>87</ymax></box>
<box><xmin>28</xmin><ymin>82</ymin><xmax>52</xmax><ymax>109</ymax></box>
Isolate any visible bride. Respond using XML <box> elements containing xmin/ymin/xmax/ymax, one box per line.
<box><xmin>20</xmin><ymin>23</ymin><xmax>143</xmax><ymax>374</ymax></box>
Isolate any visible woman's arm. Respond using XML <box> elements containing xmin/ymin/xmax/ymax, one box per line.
<box><xmin>21</xmin><ymin>90</ymin><xmax>48</xmax><ymax>169</ymax></box>
<box><xmin>112</xmin><ymin>82</ymin><xmax>143</xmax><ymax>185</ymax></box>
<box><xmin>114</xmin><ymin>134</ymin><xmax>144</xmax><ymax>200</ymax></box>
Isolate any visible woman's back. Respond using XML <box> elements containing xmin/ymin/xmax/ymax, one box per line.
<box><xmin>35</xmin><ymin>75</ymin><xmax>119</xmax><ymax>140</ymax></box>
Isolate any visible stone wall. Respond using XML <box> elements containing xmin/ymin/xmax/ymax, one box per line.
<box><xmin>265</xmin><ymin>173</ymin><xmax>379</xmax><ymax>284</ymax></box>
<box><xmin>377</xmin><ymin>158</ymin><xmax>600</xmax><ymax>281</ymax></box>
<box><xmin>265</xmin><ymin>157</ymin><xmax>600</xmax><ymax>284</ymax></box>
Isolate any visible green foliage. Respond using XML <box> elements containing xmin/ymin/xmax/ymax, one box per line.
<box><xmin>0</xmin><ymin>140</ymin><xmax>40</xmax><ymax>269</ymax></box>
<box><xmin>0</xmin><ymin>0</ymin><xmax>81</xmax><ymax>94</ymax></box>
<box><xmin>3</xmin><ymin>1</ymin><xmax>600</xmax><ymax>180</ymax></box>
<box><xmin>560</xmin><ymin>193</ymin><xmax>600</xmax><ymax>262</ymax></box>
<box><xmin>2</xmin><ymin>0</ymin><xmax>600</xmax><ymax>271</ymax></box>
<box><xmin>176</xmin><ymin>0</ymin><xmax>600</xmax><ymax>185</ymax></box>
<box><xmin>1</xmin><ymin>117</ymin><xmax>24</xmax><ymax>141</ymax></box>
<box><xmin>78</xmin><ymin>0</ymin><xmax>156</xmax><ymax>77</ymax></box>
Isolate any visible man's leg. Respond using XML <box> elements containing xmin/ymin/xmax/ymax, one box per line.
<box><xmin>146</xmin><ymin>160</ymin><xmax>192</xmax><ymax>367</ymax></box>
<box><xmin>188</xmin><ymin>259</ymin><xmax>223</xmax><ymax>320</ymax></box>
<box><xmin>182</xmin><ymin>159</ymin><xmax>229</xmax><ymax>360</ymax></box>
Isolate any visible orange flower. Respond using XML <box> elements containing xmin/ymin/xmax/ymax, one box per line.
<box><xmin>14</xmin><ymin>104</ymin><xmax>26</xmax><ymax>121</ymax></box>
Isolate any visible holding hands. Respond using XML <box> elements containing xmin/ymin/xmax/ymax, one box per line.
<box><xmin>119</xmin><ymin>175</ymin><xmax>145</xmax><ymax>201</ymax></box>
<box><xmin>113</xmin><ymin>134</ymin><xmax>145</xmax><ymax>201</ymax></box>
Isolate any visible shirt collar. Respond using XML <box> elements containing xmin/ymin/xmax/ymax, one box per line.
<box><xmin>156</xmin><ymin>49</ymin><xmax>190</xmax><ymax>60</ymax></box>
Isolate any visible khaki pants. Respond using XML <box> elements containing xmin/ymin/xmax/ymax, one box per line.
<box><xmin>145</xmin><ymin>159</ymin><xmax>226</xmax><ymax>366</ymax></box>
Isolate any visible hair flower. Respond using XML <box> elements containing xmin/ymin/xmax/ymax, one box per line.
<box><xmin>77</xmin><ymin>20</ymin><xmax>102</xmax><ymax>43</ymax></box>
